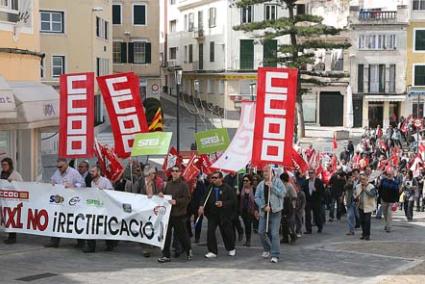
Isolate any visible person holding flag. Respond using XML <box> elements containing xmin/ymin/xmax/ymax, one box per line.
<box><xmin>255</xmin><ymin>165</ymin><xmax>286</xmax><ymax>264</ymax></box>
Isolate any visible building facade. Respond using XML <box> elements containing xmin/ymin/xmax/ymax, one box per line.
<box><xmin>112</xmin><ymin>0</ymin><xmax>161</xmax><ymax>101</ymax></box>
<box><xmin>0</xmin><ymin>0</ymin><xmax>59</xmax><ymax>181</ymax></box>
<box><xmin>406</xmin><ymin>0</ymin><xmax>425</xmax><ymax>117</ymax></box>
<box><xmin>349</xmin><ymin>4</ymin><xmax>408</xmax><ymax>128</ymax></box>
<box><xmin>40</xmin><ymin>0</ymin><xmax>112</xmax><ymax>124</ymax></box>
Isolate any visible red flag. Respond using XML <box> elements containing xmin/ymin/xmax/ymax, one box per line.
<box><xmin>251</xmin><ymin>67</ymin><xmax>298</xmax><ymax>167</ymax></box>
<box><xmin>196</xmin><ymin>154</ymin><xmax>214</xmax><ymax>175</ymax></box>
<box><xmin>332</xmin><ymin>133</ymin><xmax>337</xmax><ymax>150</ymax></box>
<box><xmin>182</xmin><ymin>154</ymin><xmax>200</xmax><ymax>182</ymax></box>
<box><xmin>97</xmin><ymin>72</ymin><xmax>148</xmax><ymax>158</ymax></box>
<box><xmin>162</xmin><ymin>147</ymin><xmax>183</xmax><ymax>171</ymax></box>
<box><xmin>290</xmin><ymin>147</ymin><xmax>309</xmax><ymax>173</ymax></box>
<box><xmin>93</xmin><ymin>141</ymin><xmax>124</xmax><ymax>182</ymax></box>
<box><xmin>59</xmin><ymin>72</ymin><xmax>95</xmax><ymax>158</ymax></box>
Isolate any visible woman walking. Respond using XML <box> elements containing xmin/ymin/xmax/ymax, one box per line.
<box><xmin>240</xmin><ymin>174</ymin><xmax>257</xmax><ymax>247</ymax></box>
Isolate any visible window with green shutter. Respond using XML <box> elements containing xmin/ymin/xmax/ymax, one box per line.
<box><xmin>415</xmin><ymin>30</ymin><xmax>425</xmax><ymax>51</ymax></box>
<box><xmin>415</xmin><ymin>65</ymin><xmax>425</xmax><ymax>86</ymax></box>
<box><xmin>263</xmin><ymin>40</ymin><xmax>277</xmax><ymax>67</ymax></box>
<box><xmin>240</xmin><ymin>40</ymin><xmax>254</xmax><ymax>70</ymax></box>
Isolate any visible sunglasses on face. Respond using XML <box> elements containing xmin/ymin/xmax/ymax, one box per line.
<box><xmin>211</xmin><ymin>176</ymin><xmax>219</xmax><ymax>179</ymax></box>
<box><xmin>243</xmin><ymin>179</ymin><xmax>249</xmax><ymax>182</ymax></box>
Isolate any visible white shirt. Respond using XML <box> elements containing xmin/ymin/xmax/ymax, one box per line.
<box><xmin>51</xmin><ymin>167</ymin><xmax>85</xmax><ymax>187</ymax></box>
<box><xmin>91</xmin><ymin>176</ymin><xmax>113</xmax><ymax>190</ymax></box>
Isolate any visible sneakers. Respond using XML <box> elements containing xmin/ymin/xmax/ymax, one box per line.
<box><xmin>3</xmin><ymin>238</ymin><xmax>16</xmax><ymax>245</ymax></box>
<box><xmin>204</xmin><ymin>252</ymin><xmax>217</xmax><ymax>258</ymax></box>
<box><xmin>187</xmin><ymin>250</ymin><xmax>193</xmax><ymax>261</ymax></box>
<box><xmin>296</xmin><ymin>233</ymin><xmax>302</xmax><ymax>238</ymax></box>
<box><xmin>270</xmin><ymin>257</ymin><xmax>279</xmax><ymax>263</ymax></box>
<box><xmin>261</xmin><ymin>251</ymin><xmax>271</xmax><ymax>258</ymax></box>
<box><xmin>228</xmin><ymin>249</ymin><xmax>236</xmax><ymax>256</ymax></box>
<box><xmin>157</xmin><ymin>256</ymin><xmax>171</xmax><ymax>263</ymax></box>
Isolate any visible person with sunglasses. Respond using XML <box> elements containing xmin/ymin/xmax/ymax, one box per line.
<box><xmin>198</xmin><ymin>171</ymin><xmax>237</xmax><ymax>258</ymax></box>
<box><xmin>1</xmin><ymin>157</ymin><xmax>23</xmax><ymax>244</ymax></box>
<box><xmin>157</xmin><ymin>166</ymin><xmax>192</xmax><ymax>263</ymax></box>
<box><xmin>239</xmin><ymin>174</ymin><xmax>257</xmax><ymax>247</ymax></box>
<box><xmin>45</xmin><ymin>158</ymin><xmax>85</xmax><ymax>248</ymax></box>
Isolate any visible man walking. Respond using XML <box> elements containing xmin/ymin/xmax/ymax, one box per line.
<box><xmin>158</xmin><ymin>166</ymin><xmax>192</xmax><ymax>263</ymax></box>
<box><xmin>198</xmin><ymin>171</ymin><xmax>237</xmax><ymax>258</ymax></box>
<box><xmin>378</xmin><ymin>169</ymin><xmax>401</xmax><ymax>232</ymax></box>
<box><xmin>255</xmin><ymin>165</ymin><xmax>286</xmax><ymax>263</ymax></box>
<box><xmin>303</xmin><ymin>169</ymin><xmax>325</xmax><ymax>234</ymax></box>
<box><xmin>354</xmin><ymin>174</ymin><xmax>377</xmax><ymax>240</ymax></box>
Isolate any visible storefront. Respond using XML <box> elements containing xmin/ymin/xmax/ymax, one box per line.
<box><xmin>0</xmin><ymin>76</ymin><xmax>59</xmax><ymax>181</ymax></box>
<box><xmin>362</xmin><ymin>95</ymin><xmax>406</xmax><ymax>128</ymax></box>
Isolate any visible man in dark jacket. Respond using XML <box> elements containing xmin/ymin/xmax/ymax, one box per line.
<box><xmin>329</xmin><ymin>171</ymin><xmax>346</xmax><ymax>221</ymax></box>
<box><xmin>303</xmin><ymin>169</ymin><xmax>325</xmax><ymax>234</ymax></box>
<box><xmin>378</xmin><ymin>170</ymin><xmax>401</xmax><ymax>232</ymax></box>
<box><xmin>224</xmin><ymin>172</ymin><xmax>244</xmax><ymax>242</ymax></box>
<box><xmin>158</xmin><ymin>166</ymin><xmax>192</xmax><ymax>263</ymax></box>
<box><xmin>199</xmin><ymin>171</ymin><xmax>237</xmax><ymax>258</ymax></box>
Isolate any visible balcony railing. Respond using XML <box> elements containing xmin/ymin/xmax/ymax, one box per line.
<box><xmin>359</xmin><ymin>10</ymin><xmax>397</xmax><ymax>21</ymax></box>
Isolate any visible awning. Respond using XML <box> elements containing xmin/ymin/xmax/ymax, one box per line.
<box><xmin>364</xmin><ymin>95</ymin><xmax>406</xmax><ymax>102</ymax></box>
<box><xmin>0</xmin><ymin>76</ymin><xmax>59</xmax><ymax>130</ymax></box>
<box><xmin>0</xmin><ymin>77</ymin><xmax>17</xmax><ymax>119</ymax></box>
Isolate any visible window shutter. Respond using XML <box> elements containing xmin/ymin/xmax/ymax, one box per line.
<box><xmin>145</xmin><ymin>42</ymin><xmax>151</xmax><ymax>64</ymax></box>
<box><xmin>263</xmin><ymin>40</ymin><xmax>277</xmax><ymax>67</ymax></box>
<box><xmin>240</xmin><ymin>40</ymin><xmax>254</xmax><ymax>70</ymax></box>
<box><xmin>120</xmin><ymin>42</ymin><xmax>127</xmax><ymax>63</ymax></box>
<box><xmin>128</xmin><ymin>42</ymin><xmax>134</xmax><ymax>63</ymax></box>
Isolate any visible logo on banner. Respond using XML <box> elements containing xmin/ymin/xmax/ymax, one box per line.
<box><xmin>59</xmin><ymin>72</ymin><xmax>95</xmax><ymax>158</ymax></box>
<box><xmin>49</xmin><ymin>195</ymin><xmax>65</xmax><ymax>204</ymax></box>
<box><xmin>68</xmin><ymin>196</ymin><xmax>81</xmax><ymax>206</ymax></box>
<box><xmin>0</xmin><ymin>190</ymin><xmax>29</xmax><ymax>200</ymax></box>
<box><xmin>97</xmin><ymin>73</ymin><xmax>149</xmax><ymax>158</ymax></box>
<box><xmin>251</xmin><ymin>68</ymin><xmax>298</xmax><ymax>167</ymax></box>
<box><xmin>86</xmin><ymin>199</ymin><xmax>104</xmax><ymax>207</ymax></box>
<box><xmin>122</xmin><ymin>203</ymin><xmax>132</xmax><ymax>213</ymax></box>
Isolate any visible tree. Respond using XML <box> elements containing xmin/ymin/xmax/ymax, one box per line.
<box><xmin>233</xmin><ymin>0</ymin><xmax>350</xmax><ymax>139</ymax></box>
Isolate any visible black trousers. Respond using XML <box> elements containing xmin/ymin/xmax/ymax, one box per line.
<box><xmin>404</xmin><ymin>200</ymin><xmax>414</xmax><ymax>220</ymax></box>
<box><xmin>162</xmin><ymin>215</ymin><xmax>191</xmax><ymax>258</ymax></box>
<box><xmin>241</xmin><ymin>211</ymin><xmax>253</xmax><ymax>242</ymax></box>
<box><xmin>207</xmin><ymin>215</ymin><xmax>235</xmax><ymax>254</ymax></box>
<box><xmin>49</xmin><ymin>237</ymin><xmax>84</xmax><ymax>247</ymax></box>
<box><xmin>85</xmin><ymin>240</ymin><xmax>116</xmax><ymax>251</ymax></box>
<box><xmin>359</xmin><ymin>209</ymin><xmax>371</xmax><ymax>237</ymax></box>
<box><xmin>232</xmin><ymin>214</ymin><xmax>244</xmax><ymax>235</ymax></box>
<box><xmin>7</xmin><ymin>233</ymin><xmax>16</xmax><ymax>240</ymax></box>
<box><xmin>305</xmin><ymin>203</ymin><xmax>323</xmax><ymax>232</ymax></box>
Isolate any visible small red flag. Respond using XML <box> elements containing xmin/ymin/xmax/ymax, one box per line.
<box><xmin>332</xmin><ymin>133</ymin><xmax>338</xmax><ymax>150</ymax></box>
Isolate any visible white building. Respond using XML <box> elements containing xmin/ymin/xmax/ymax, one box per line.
<box><xmin>348</xmin><ymin>3</ymin><xmax>408</xmax><ymax>128</ymax></box>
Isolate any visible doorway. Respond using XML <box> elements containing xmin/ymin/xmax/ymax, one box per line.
<box><xmin>368</xmin><ymin>102</ymin><xmax>383</xmax><ymax>128</ymax></box>
<box><xmin>320</xmin><ymin>92</ymin><xmax>343</xmax><ymax>126</ymax></box>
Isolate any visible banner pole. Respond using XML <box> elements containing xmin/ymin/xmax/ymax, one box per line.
<box><xmin>195</xmin><ymin>186</ymin><xmax>213</xmax><ymax>226</ymax></box>
<box><xmin>265</xmin><ymin>165</ymin><xmax>272</xmax><ymax>233</ymax></box>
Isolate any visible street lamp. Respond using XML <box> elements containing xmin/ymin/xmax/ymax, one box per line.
<box><xmin>193</xmin><ymin>80</ymin><xmax>200</xmax><ymax>133</ymax></box>
<box><xmin>175</xmin><ymin>69</ymin><xmax>183</xmax><ymax>151</ymax></box>
<box><xmin>249</xmin><ymin>82</ymin><xmax>256</xmax><ymax>101</ymax></box>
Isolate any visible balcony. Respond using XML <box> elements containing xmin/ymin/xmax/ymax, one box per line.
<box><xmin>358</xmin><ymin>10</ymin><xmax>397</xmax><ymax>22</ymax></box>
<box><xmin>193</xmin><ymin>29</ymin><xmax>204</xmax><ymax>42</ymax></box>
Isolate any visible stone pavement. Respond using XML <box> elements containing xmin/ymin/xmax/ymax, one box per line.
<box><xmin>1</xmin><ymin>210</ymin><xmax>425</xmax><ymax>284</ymax></box>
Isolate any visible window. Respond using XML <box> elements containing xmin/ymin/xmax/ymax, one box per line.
<box><xmin>170</xmin><ymin>0</ymin><xmax>176</xmax><ymax>4</ymax></box>
<box><xmin>379</xmin><ymin>64</ymin><xmax>385</xmax><ymax>92</ymax></box>
<box><xmin>241</xmin><ymin>6</ymin><xmax>253</xmax><ymax>23</ymax></box>
<box><xmin>112</xmin><ymin>4</ymin><xmax>121</xmax><ymax>25</ymax></box>
<box><xmin>95</xmin><ymin>17</ymin><xmax>108</xmax><ymax>40</ymax></box>
<box><xmin>368</xmin><ymin>64</ymin><xmax>379</xmax><ymax>93</ymax></box>
<box><xmin>96</xmin><ymin>58</ymin><xmax>109</xmax><ymax>77</ymax></box>
<box><xmin>170</xmin><ymin>20</ymin><xmax>176</xmax><ymax>32</ymax></box>
<box><xmin>113</xmin><ymin>42</ymin><xmax>122</xmax><ymax>63</ymax></box>
<box><xmin>188</xmin><ymin>13</ymin><xmax>194</xmax><ymax>31</ymax></box>
<box><xmin>414</xmin><ymin>65</ymin><xmax>425</xmax><ymax>86</ymax></box>
<box><xmin>198</xmin><ymin>10</ymin><xmax>203</xmax><ymax>30</ymax></box>
<box><xmin>184</xmin><ymin>45</ymin><xmax>188</xmax><ymax>63</ymax></box>
<box><xmin>413</xmin><ymin>0</ymin><xmax>425</xmax><ymax>10</ymax></box>
<box><xmin>357</xmin><ymin>64</ymin><xmax>364</xmax><ymax>93</ymax></box>
<box><xmin>263</xmin><ymin>40</ymin><xmax>277</xmax><ymax>67</ymax></box>
<box><xmin>240</xmin><ymin>40</ymin><xmax>254</xmax><ymax>69</ymax></box>
<box><xmin>389</xmin><ymin>64</ymin><xmax>396</xmax><ymax>93</ymax></box>
<box><xmin>413</xmin><ymin>103</ymin><xmax>424</xmax><ymax>118</ymax></box>
<box><xmin>40</xmin><ymin>11</ymin><xmax>64</xmax><ymax>33</ymax></box>
<box><xmin>265</xmin><ymin>5</ymin><xmax>277</xmax><ymax>21</ymax></box>
<box><xmin>0</xmin><ymin>0</ymin><xmax>18</xmax><ymax>11</ymax></box>
<box><xmin>128</xmin><ymin>42</ymin><xmax>151</xmax><ymax>64</ymax></box>
<box><xmin>297</xmin><ymin>4</ymin><xmax>306</xmax><ymax>15</ymax></box>
<box><xmin>199</xmin><ymin>43</ymin><xmax>203</xmax><ymax>70</ymax></box>
<box><xmin>133</xmin><ymin>4</ymin><xmax>146</xmax><ymax>25</ymax></box>
<box><xmin>208</xmin><ymin>7</ymin><xmax>216</xmax><ymax>28</ymax></box>
<box><xmin>218</xmin><ymin>80</ymin><xmax>225</xmax><ymax>94</ymax></box>
<box><xmin>169</xmin><ymin>47</ymin><xmax>177</xmax><ymax>60</ymax></box>
<box><xmin>189</xmin><ymin>44</ymin><xmax>193</xmax><ymax>63</ymax></box>
<box><xmin>415</xmin><ymin>29</ymin><xmax>425</xmax><ymax>51</ymax></box>
<box><xmin>210</xmin><ymin>41</ymin><xmax>215</xmax><ymax>62</ymax></box>
<box><xmin>358</xmin><ymin>34</ymin><xmax>396</xmax><ymax>50</ymax></box>
<box><xmin>52</xmin><ymin>56</ymin><xmax>65</xmax><ymax>78</ymax></box>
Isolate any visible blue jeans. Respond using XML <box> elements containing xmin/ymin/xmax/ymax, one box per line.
<box><xmin>258</xmin><ymin>211</ymin><xmax>282</xmax><ymax>258</ymax></box>
<box><xmin>346</xmin><ymin>203</ymin><xmax>356</xmax><ymax>233</ymax></box>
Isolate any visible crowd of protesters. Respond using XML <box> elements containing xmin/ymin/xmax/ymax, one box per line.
<box><xmin>2</xmin><ymin>116</ymin><xmax>425</xmax><ymax>263</ymax></box>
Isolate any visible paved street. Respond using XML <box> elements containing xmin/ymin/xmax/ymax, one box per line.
<box><xmin>1</xmin><ymin>210</ymin><xmax>425</xmax><ymax>284</ymax></box>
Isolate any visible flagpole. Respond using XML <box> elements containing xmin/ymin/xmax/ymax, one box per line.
<box><xmin>195</xmin><ymin>186</ymin><xmax>213</xmax><ymax>226</ymax></box>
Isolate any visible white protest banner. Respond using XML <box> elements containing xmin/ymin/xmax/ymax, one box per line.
<box><xmin>0</xmin><ymin>180</ymin><xmax>171</xmax><ymax>249</ymax></box>
<box><xmin>211</xmin><ymin>101</ymin><xmax>255</xmax><ymax>172</ymax></box>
